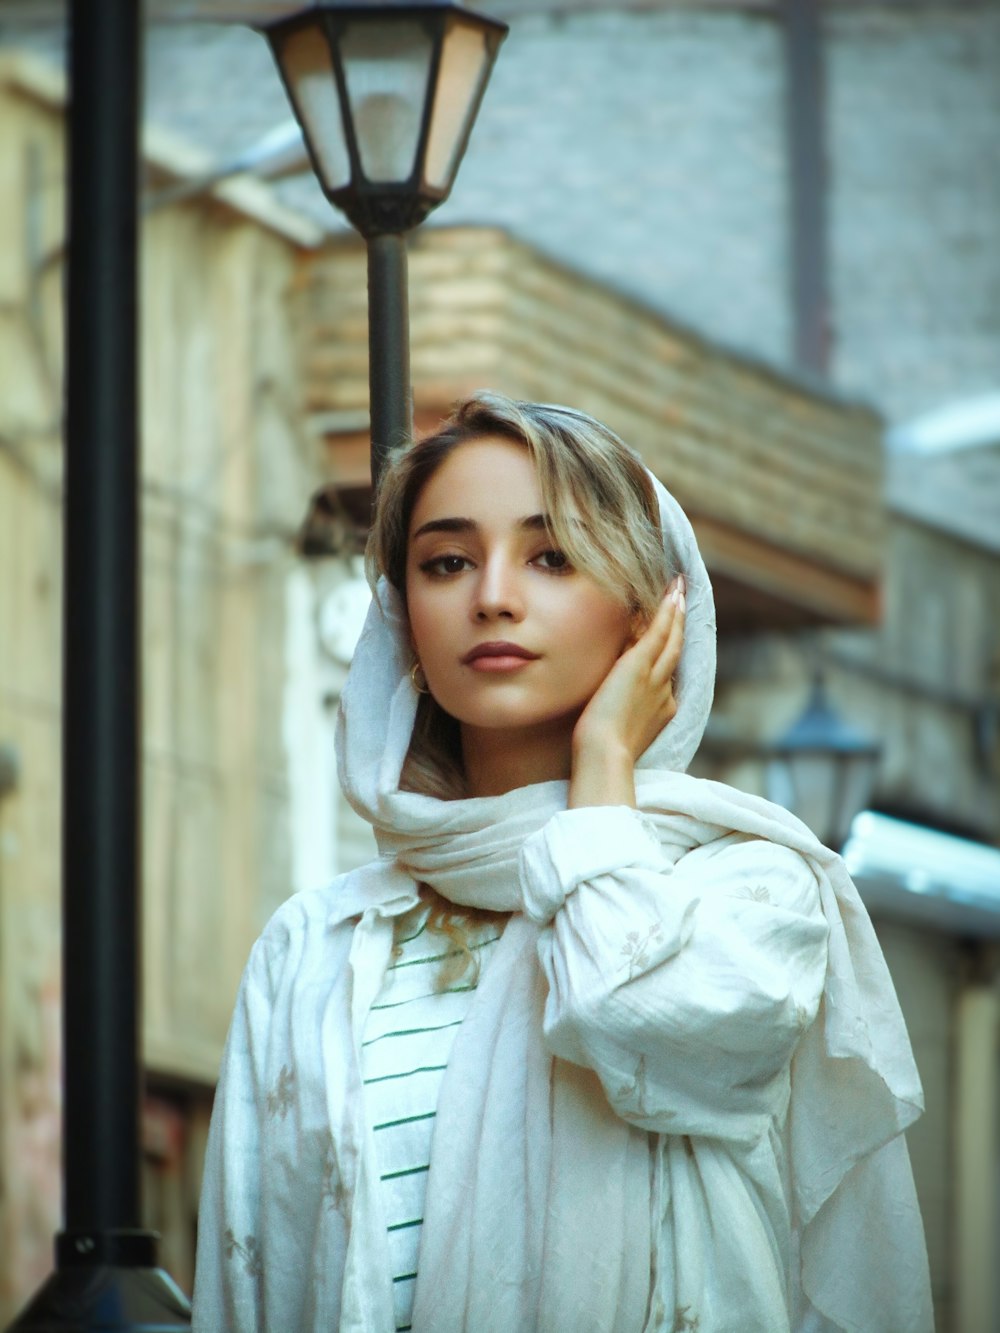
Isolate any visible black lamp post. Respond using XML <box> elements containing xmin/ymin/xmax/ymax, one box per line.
<box><xmin>258</xmin><ymin>1</ymin><xmax>508</xmax><ymax>483</ymax></box>
<box><xmin>7</xmin><ymin>1</ymin><xmax>190</xmax><ymax>1329</ymax></box>
<box><xmin>765</xmin><ymin>673</ymin><xmax>881</xmax><ymax>851</ymax></box>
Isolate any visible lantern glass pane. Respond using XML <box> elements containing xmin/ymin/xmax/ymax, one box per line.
<box><xmin>766</xmin><ymin>753</ymin><xmax>837</xmax><ymax>847</ymax></box>
<box><xmin>831</xmin><ymin>752</ymin><xmax>878</xmax><ymax>852</ymax></box>
<box><xmin>276</xmin><ymin>25</ymin><xmax>350</xmax><ymax>191</ymax></box>
<box><xmin>341</xmin><ymin>20</ymin><xmax>433</xmax><ymax>184</ymax></box>
<box><xmin>425</xmin><ymin>20</ymin><xmax>491</xmax><ymax>191</ymax></box>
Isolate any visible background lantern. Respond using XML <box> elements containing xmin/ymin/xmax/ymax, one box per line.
<box><xmin>765</xmin><ymin>673</ymin><xmax>881</xmax><ymax>851</ymax></box>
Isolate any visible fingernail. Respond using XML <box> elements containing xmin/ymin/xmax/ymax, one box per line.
<box><xmin>678</xmin><ymin>573</ymin><xmax>686</xmax><ymax>595</ymax></box>
<box><xmin>669</xmin><ymin>585</ymin><xmax>680</xmax><ymax>605</ymax></box>
<box><xmin>678</xmin><ymin>592</ymin><xmax>686</xmax><ymax>613</ymax></box>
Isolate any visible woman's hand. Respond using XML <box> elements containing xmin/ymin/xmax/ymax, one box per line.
<box><xmin>568</xmin><ymin>576</ymin><xmax>685</xmax><ymax>809</ymax></box>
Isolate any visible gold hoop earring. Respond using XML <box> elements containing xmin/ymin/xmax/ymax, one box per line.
<box><xmin>409</xmin><ymin>661</ymin><xmax>430</xmax><ymax>695</ymax></box>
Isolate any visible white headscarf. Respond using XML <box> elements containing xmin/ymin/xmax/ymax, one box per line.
<box><xmin>336</xmin><ymin>454</ymin><xmax>931</xmax><ymax>1332</ymax></box>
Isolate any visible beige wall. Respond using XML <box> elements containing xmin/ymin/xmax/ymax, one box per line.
<box><xmin>0</xmin><ymin>63</ymin><xmax>70</xmax><ymax>1314</ymax></box>
<box><xmin>139</xmin><ymin>201</ymin><xmax>317</xmax><ymax>1081</ymax></box>
<box><xmin>877</xmin><ymin>922</ymin><xmax>963</xmax><ymax>1332</ymax></box>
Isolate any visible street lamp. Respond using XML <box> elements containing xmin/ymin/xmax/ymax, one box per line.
<box><xmin>259</xmin><ymin>2</ymin><xmax>508</xmax><ymax>481</ymax></box>
<box><xmin>765</xmin><ymin>673</ymin><xmax>881</xmax><ymax>851</ymax></box>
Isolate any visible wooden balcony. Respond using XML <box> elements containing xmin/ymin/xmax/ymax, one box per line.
<box><xmin>295</xmin><ymin>228</ymin><xmax>884</xmax><ymax>630</ymax></box>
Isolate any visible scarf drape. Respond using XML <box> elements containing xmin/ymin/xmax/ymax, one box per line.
<box><xmin>335</xmin><ymin>468</ymin><xmax>931</xmax><ymax>1331</ymax></box>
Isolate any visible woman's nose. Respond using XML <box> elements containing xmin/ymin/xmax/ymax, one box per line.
<box><xmin>472</xmin><ymin>556</ymin><xmax>524</xmax><ymax>621</ymax></box>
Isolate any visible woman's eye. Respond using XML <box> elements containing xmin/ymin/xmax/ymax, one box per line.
<box><xmin>420</xmin><ymin>554</ymin><xmax>471</xmax><ymax>576</ymax></box>
<box><xmin>535</xmin><ymin>549</ymin><xmax>571</xmax><ymax>572</ymax></box>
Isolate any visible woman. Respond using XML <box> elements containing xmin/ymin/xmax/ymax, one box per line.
<box><xmin>194</xmin><ymin>394</ymin><xmax>932</xmax><ymax>1332</ymax></box>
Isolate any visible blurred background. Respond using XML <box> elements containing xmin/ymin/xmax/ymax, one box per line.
<box><xmin>0</xmin><ymin>0</ymin><xmax>997</xmax><ymax>1328</ymax></box>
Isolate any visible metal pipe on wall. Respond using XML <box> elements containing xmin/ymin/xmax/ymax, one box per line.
<box><xmin>782</xmin><ymin>0</ymin><xmax>830</xmax><ymax>376</ymax></box>
<box><xmin>954</xmin><ymin>961</ymin><xmax>999</xmax><ymax>1333</ymax></box>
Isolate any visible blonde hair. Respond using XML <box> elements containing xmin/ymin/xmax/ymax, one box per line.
<box><xmin>367</xmin><ymin>392</ymin><xmax>669</xmax><ymax>799</ymax></box>
<box><xmin>400</xmin><ymin>897</ymin><xmax>507</xmax><ymax>991</ymax></box>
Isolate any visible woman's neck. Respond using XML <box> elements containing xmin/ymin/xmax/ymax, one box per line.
<box><xmin>461</xmin><ymin>718</ymin><xmax>575</xmax><ymax>797</ymax></box>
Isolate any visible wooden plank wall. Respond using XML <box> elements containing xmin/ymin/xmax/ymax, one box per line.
<box><xmin>139</xmin><ymin>199</ymin><xmax>315</xmax><ymax>1081</ymax></box>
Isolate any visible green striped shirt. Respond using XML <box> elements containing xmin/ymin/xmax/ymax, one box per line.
<box><xmin>361</xmin><ymin>903</ymin><xmax>505</xmax><ymax>1332</ymax></box>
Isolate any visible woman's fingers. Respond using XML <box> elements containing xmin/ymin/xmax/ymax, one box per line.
<box><xmin>634</xmin><ymin>576</ymin><xmax>681</xmax><ymax>654</ymax></box>
<box><xmin>644</xmin><ymin>575</ymin><xmax>685</xmax><ymax>683</ymax></box>
<box><xmin>656</xmin><ymin>579</ymin><xmax>685</xmax><ymax>678</ymax></box>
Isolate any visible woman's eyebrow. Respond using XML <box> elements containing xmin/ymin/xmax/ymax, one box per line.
<box><xmin>410</xmin><ymin>514</ymin><xmax>551</xmax><ymax>540</ymax></box>
<box><xmin>411</xmin><ymin>516</ymin><xmax>476</xmax><ymax>540</ymax></box>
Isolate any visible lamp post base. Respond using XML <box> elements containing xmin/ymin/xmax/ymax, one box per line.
<box><xmin>5</xmin><ymin>1231</ymin><xmax>191</xmax><ymax>1332</ymax></box>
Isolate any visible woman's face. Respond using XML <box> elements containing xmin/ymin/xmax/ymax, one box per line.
<box><xmin>405</xmin><ymin>435</ymin><xmax>635</xmax><ymax>756</ymax></box>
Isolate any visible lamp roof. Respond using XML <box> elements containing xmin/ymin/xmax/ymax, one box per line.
<box><xmin>773</xmin><ymin>677</ymin><xmax>880</xmax><ymax>757</ymax></box>
<box><xmin>258</xmin><ymin>2</ymin><xmax>508</xmax><ymax>36</ymax></box>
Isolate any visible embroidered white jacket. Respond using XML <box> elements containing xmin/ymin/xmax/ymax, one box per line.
<box><xmin>191</xmin><ymin>807</ymin><xmax>862</xmax><ymax>1333</ymax></box>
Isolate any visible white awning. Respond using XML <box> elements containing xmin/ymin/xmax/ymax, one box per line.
<box><xmin>843</xmin><ymin>811</ymin><xmax>1000</xmax><ymax>939</ymax></box>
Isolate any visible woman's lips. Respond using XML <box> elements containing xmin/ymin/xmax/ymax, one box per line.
<box><xmin>462</xmin><ymin>642</ymin><xmax>540</xmax><ymax>672</ymax></box>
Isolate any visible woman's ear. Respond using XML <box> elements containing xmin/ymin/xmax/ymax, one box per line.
<box><xmin>626</xmin><ymin>606</ymin><xmax>649</xmax><ymax>648</ymax></box>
